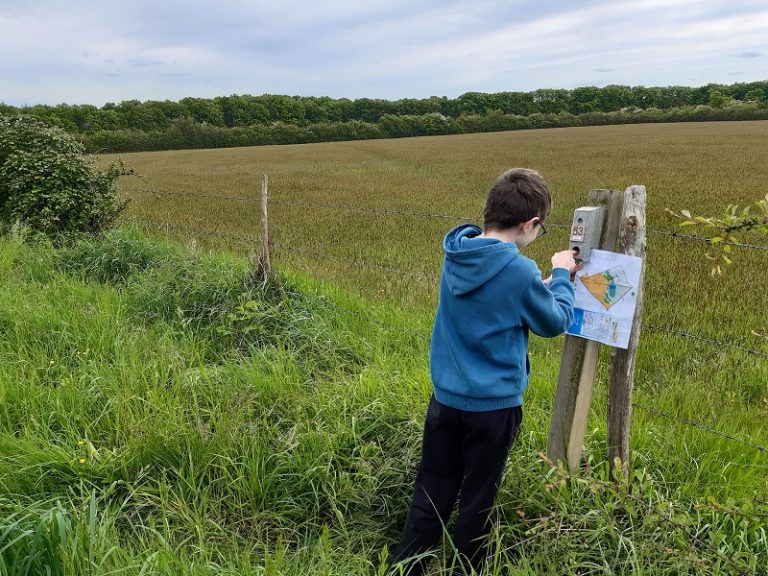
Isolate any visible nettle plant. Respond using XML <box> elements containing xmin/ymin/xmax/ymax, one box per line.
<box><xmin>0</xmin><ymin>115</ymin><xmax>131</xmax><ymax>236</ymax></box>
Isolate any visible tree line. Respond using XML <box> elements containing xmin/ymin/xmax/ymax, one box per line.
<box><xmin>2</xmin><ymin>81</ymin><xmax>767</xmax><ymax>153</ymax></box>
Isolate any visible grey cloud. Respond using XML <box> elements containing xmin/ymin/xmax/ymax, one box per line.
<box><xmin>128</xmin><ymin>58</ymin><xmax>166</xmax><ymax>68</ymax></box>
<box><xmin>738</xmin><ymin>51</ymin><xmax>760</xmax><ymax>58</ymax></box>
<box><xmin>595</xmin><ymin>67</ymin><xmax>613</xmax><ymax>72</ymax></box>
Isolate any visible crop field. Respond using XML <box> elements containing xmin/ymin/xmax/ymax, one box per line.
<box><xmin>3</xmin><ymin>121</ymin><xmax>763</xmax><ymax>574</ymax></box>
<box><xmin>109</xmin><ymin>120</ymin><xmax>768</xmax><ymax>481</ymax></box>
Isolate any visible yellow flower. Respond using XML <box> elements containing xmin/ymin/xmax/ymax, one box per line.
<box><xmin>79</xmin><ymin>458</ymin><xmax>86</xmax><ymax>464</ymax></box>
<box><xmin>78</xmin><ymin>440</ymin><xmax>85</xmax><ymax>446</ymax></box>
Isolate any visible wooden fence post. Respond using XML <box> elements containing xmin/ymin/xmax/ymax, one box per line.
<box><xmin>547</xmin><ymin>189</ymin><xmax>624</xmax><ymax>468</ymax></box>
<box><xmin>607</xmin><ymin>185</ymin><xmax>647</xmax><ymax>476</ymax></box>
<box><xmin>257</xmin><ymin>173</ymin><xmax>271</xmax><ymax>279</ymax></box>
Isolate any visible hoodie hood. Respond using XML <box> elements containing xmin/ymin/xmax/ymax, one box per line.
<box><xmin>443</xmin><ymin>224</ymin><xmax>520</xmax><ymax>296</ymax></box>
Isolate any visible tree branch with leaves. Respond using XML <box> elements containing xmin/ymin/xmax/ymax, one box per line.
<box><xmin>667</xmin><ymin>195</ymin><xmax>768</xmax><ymax>342</ymax></box>
<box><xmin>666</xmin><ymin>194</ymin><xmax>768</xmax><ymax>275</ymax></box>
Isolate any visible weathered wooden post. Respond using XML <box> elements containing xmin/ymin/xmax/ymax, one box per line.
<box><xmin>256</xmin><ymin>173</ymin><xmax>271</xmax><ymax>279</ymax></box>
<box><xmin>607</xmin><ymin>185</ymin><xmax>647</xmax><ymax>476</ymax></box>
<box><xmin>547</xmin><ymin>189</ymin><xmax>624</xmax><ymax>468</ymax></box>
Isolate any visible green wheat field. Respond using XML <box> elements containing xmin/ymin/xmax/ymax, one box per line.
<box><xmin>1</xmin><ymin>121</ymin><xmax>766</xmax><ymax>574</ymax></box>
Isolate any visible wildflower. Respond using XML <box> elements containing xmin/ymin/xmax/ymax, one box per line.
<box><xmin>78</xmin><ymin>440</ymin><xmax>85</xmax><ymax>446</ymax></box>
<box><xmin>79</xmin><ymin>458</ymin><xmax>86</xmax><ymax>464</ymax></box>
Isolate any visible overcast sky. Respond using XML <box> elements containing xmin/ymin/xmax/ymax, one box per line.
<box><xmin>2</xmin><ymin>0</ymin><xmax>767</xmax><ymax>107</ymax></box>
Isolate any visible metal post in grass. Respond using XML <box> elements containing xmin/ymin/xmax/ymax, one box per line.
<box><xmin>607</xmin><ymin>185</ymin><xmax>647</xmax><ymax>477</ymax></box>
<box><xmin>547</xmin><ymin>188</ymin><xmax>624</xmax><ymax>469</ymax></box>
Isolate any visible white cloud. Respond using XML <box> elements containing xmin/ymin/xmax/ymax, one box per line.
<box><xmin>0</xmin><ymin>0</ymin><xmax>766</xmax><ymax>105</ymax></box>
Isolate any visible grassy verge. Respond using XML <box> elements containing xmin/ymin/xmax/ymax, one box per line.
<box><xmin>0</xmin><ymin>227</ymin><xmax>765</xmax><ymax>575</ymax></box>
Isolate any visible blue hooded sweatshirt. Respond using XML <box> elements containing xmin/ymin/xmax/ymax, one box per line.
<box><xmin>430</xmin><ymin>224</ymin><xmax>575</xmax><ymax>411</ymax></box>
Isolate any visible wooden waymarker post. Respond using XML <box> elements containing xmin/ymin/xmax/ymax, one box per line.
<box><xmin>607</xmin><ymin>185</ymin><xmax>647</xmax><ymax>475</ymax></box>
<box><xmin>547</xmin><ymin>189</ymin><xmax>624</xmax><ymax>468</ymax></box>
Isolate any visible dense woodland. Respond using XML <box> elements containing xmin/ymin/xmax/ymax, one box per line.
<box><xmin>3</xmin><ymin>81</ymin><xmax>767</xmax><ymax>152</ymax></box>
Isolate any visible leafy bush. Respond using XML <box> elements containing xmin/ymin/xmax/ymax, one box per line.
<box><xmin>0</xmin><ymin>115</ymin><xmax>130</xmax><ymax>236</ymax></box>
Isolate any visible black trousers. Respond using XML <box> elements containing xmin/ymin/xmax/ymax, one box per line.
<box><xmin>392</xmin><ymin>395</ymin><xmax>523</xmax><ymax>575</ymax></box>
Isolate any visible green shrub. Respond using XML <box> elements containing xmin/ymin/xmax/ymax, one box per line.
<box><xmin>0</xmin><ymin>115</ymin><xmax>130</xmax><ymax>236</ymax></box>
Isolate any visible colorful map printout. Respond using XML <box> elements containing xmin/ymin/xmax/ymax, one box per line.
<box><xmin>566</xmin><ymin>249</ymin><xmax>643</xmax><ymax>349</ymax></box>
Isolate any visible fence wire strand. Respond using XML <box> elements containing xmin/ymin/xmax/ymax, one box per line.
<box><xmin>123</xmin><ymin>188</ymin><xmax>768</xmax><ymax>250</ymax></box>
<box><xmin>648</xmin><ymin>228</ymin><xmax>768</xmax><ymax>251</ymax></box>
<box><xmin>268</xmin><ymin>196</ymin><xmax>478</xmax><ymax>222</ymax></box>
<box><xmin>128</xmin><ymin>219</ymin><xmax>261</xmax><ymax>245</ymax></box>
<box><xmin>629</xmin><ymin>399</ymin><xmax>768</xmax><ymax>455</ymax></box>
<box><xmin>123</xmin><ymin>188</ymin><xmax>257</xmax><ymax>204</ymax></box>
<box><xmin>645</xmin><ymin>324</ymin><xmax>768</xmax><ymax>358</ymax></box>
<box><xmin>272</xmin><ymin>241</ymin><xmax>441</xmax><ymax>282</ymax></box>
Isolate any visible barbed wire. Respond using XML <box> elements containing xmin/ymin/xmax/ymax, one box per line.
<box><xmin>644</xmin><ymin>324</ymin><xmax>768</xmax><ymax>358</ymax></box>
<box><xmin>121</xmin><ymin>188</ymin><xmax>257</xmax><ymax>204</ymax></box>
<box><xmin>593</xmin><ymin>357</ymin><xmax>768</xmax><ymax>456</ymax></box>
<box><xmin>127</xmin><ymin>217</ymin><xmax>766</xmax><ymax>363</ymax></box>
<box><xmin>268</xmin><ymin>196</ymin><xmax>479</xmax><ymax>222</ymax></box>
<box><xmin>272</xmin><ymin>241</ymin><xmax>441</xmax><ymax>282</ymax></box>
<box><xmin>629</xmin><ymin>399</ymin><xmax>768</xmax><ymax>455</ymax></box>
<box><xmin>647</xmin><ymin>228</ymin><xmax>768</xmax><ymax>251</ymax></box>
<box><xmin>583</xmin><ymin>475</ymin><xmax>754</xmax><ymax>575</ymax></box>
<box><xmin>122</xmin><ymin>188</ymin><xmax>481</xmax><ymax>222</ymax></box>
<box><xmin>590</xmin><ymin>360</ymin><xmax>768</xmax><ymax>460</ymax></box>
<box><xmin>127</xmin><ymin>218</ymin><xmax>261</xmax><ymax>245</ymax></box>
<box><xmin>123</xmin><ymin>188</ymin><xmax>768</xmax><ymax>250</ymax></box>
<box><xmin>128</xmin><ymin>217</ymin><xmax>442</xmax><ymax>282</ymax></box>
<box><xmin>282</xmin><ymin>287</ymin><xmax>432</xmax><ymax>345</ymax></box>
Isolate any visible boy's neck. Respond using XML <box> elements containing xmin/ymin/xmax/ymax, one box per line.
<box><xmin>479</xmin><ymin>226</ymin><xmax>526</xmax><ymax>249</ymax></box>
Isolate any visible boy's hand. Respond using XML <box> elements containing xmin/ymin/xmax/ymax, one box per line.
<box><xmin>551</xmin><ymin>249</ymin><xmax>578</xmax><ymax>271</ymax></box>
<box><xmin>551</xmin><ymin>250</ymin><xmax>584</xmax><ymax>280</ymax></box>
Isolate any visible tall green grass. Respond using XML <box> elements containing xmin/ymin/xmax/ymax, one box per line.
<box><xmin>105</xmin><ymin>122</ymin><xmax>768</xmax><ymax>501</ymax></box>
<box><xmin>0</xmin><ymin>227</ymin><xmax>765</xmax><ymax>574</ymax></box>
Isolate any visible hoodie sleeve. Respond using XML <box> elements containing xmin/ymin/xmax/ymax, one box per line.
<box><xmin>519</xmin><ymin>267</ymin><xmax>575</xmax><ymax>338</ymax></box>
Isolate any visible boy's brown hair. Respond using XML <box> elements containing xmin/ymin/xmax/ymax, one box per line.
<box><xmin>483</xmin><ymin>168</ymin><xmax>552</xmax><ymax>231</ymax></box>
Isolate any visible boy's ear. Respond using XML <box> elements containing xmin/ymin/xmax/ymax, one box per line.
<box><xmin>522</xmin><ymin>217</ymin><xmax>538</xmax><ymax>233</ymax></box>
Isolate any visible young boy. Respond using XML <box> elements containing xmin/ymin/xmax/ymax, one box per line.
<box><xmin>391</xmin><ymin>168</ymin><xmax>579</xmax><ymax>575</ymax></box>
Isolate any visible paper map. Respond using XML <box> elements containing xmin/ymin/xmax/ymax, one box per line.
<box><xmin>580</xmin><ymin>266</ymin><xmax>633</xmax><ymax>310</ymax></box>
<box><xmin>566</xmin><ymin>249</ymin><xmax>643</xmax><ymax>348</ymax></box>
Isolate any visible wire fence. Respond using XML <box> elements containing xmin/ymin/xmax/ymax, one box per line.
<box><xmin>123</xmin><ymin>185</ymin><xmax>768</xmax><ymax>488</ymax></box>
<box><xmin>122</xmin><ymin>187</ymin><xmax>767</xmax><ymax>247</ymax></box>
<box><xmin>127</xmin><ymin>205</ymin><xmax>768</xmax><ymax>358</ymax></box>
<box><xmin>644</xmin><ymin>324</ymin><xmax>768</xmax><ymax>359</ymax></box>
